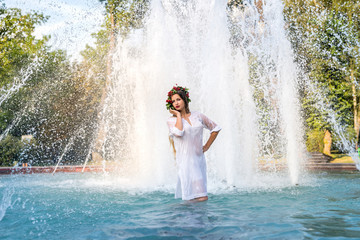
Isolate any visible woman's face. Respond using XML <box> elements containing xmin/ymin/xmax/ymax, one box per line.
<box><xmin>171</xmin><ymin>94</ymin><xmax>185</xmax><ymax>111</ymax></box>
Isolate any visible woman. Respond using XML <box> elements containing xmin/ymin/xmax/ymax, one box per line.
<box><xmin>166</xmin><ymin>85</ymin><xmax>221</xmax><ymax>202</ymax></box>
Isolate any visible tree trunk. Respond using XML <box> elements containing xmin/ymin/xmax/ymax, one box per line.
<box><xmin>254</xmin><ymin>0</ymin><xmax>264</xmax><ymax>21</ymax></box>
<box><xmin>323</xmin><ymin>129</ymin><xmax>332</xmax><ymax>155</ymax></box>
<box><xmin>92</xmin><ymin>11</ymin><xmax>116</xmax><ymax>163</ymax></box>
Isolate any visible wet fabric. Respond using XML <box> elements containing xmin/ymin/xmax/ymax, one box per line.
<box><xmin>167</xmin><ymin>111</ymin><xmax>221</xmax><ymax>200</ymax></box>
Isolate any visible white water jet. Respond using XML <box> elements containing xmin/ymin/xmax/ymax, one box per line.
<box><xmin>52</xmin><ymin>136</ymin><xmax>75</xmax><ymax>174</ymax></box>
<box><xmin>0</xmin><ymin>187</ymin><xmax>14</xmax><ymax>222</ymax></box>
<box><xmin>0</xmin><ymin>56</ymin><xmax>40</xmax><ymax>107</ymax></box>
<box><xmin>261</xmin><ymin>1</ymin><xmax>304</xmax><ymax>184</ymax></box>
<box><xmin>105</xmin><ymin>0</ymin><xmax>305</xmax><ymax>189</ymax></box>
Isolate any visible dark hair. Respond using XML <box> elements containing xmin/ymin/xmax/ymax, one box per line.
<box><xmin>172</xmin><ymin>90</ymin><xmax>190</xmax><ymax>113</ymax></box>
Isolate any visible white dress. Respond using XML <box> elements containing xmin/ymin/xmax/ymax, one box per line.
<box><xmin>167</xmin><ymin>111</ymin><xmax>221</xmax><ymax>200</ymax></box>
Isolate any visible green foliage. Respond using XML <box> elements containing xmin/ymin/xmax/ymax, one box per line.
<box><xmin>101</xmin><ymin>0</ymin><xmax>149</xmax><ymax>37</ymax></box>
<box><xmin>0</xmin><ymin>135</ymin><xmax>22</xmax><ymax>166</ymax></box>
<box><xmin>0</xmin><ymin>4</ymin><xmax>51</xmax><ymax>137</ymax></box>
<box><xmin>284</xmin><ymin>0</ymin><xmax>360</xmax><ymax>151</ymax></box>
<box><xmin>0</xmin><ymin>108</ymin><xmax>12</xmax><ymax>132</ymax></box>
<box><xmin>306</xmin><ymin>129</ymin><xmax>325</xmax><ymax>152</ymax></box>
<box><xmin>80</xmin><ymin>30</ymin><xmax>108</xmax><ymax>87</ymax></box>
<box><xmin>0</xmin><ymin>3</ymin><xmax>100</xmax><ymax>165</ymax></box>
<box><xmin>81</xmin><ymin>0</ymin><xmax>150</xmax><ymax>85</ymax></box>
<box><xmin>331</xmin><ymin>126</ymin><xmax>356</xmax><ymax>152</ymax></box>
<box><xmin>0</xmin><ymin>7</ymin><xmax>48</xmax><ymax>87</ymax></box>
<box><xmin>4</xmin><ymin>0</ymin><xmax>359</xmax><ymax>164</ymax></box>
<box><xmin>0</xmin><ymin>0</ymin><xmax>153</xmax><ymax>166</ymax></box>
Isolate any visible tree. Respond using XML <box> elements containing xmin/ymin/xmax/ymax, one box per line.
<box><xmin>0</xmin><ymin>5</ymin><xmax>48</xmax><ymax>87</ymax></box>
<box><xmin>86</xmin><ymin>0</ymin><xmax>150</xmax><ymax>162</ymax></box>
<box><xmin>284</xmin><ymin>0</ymin><xmax>360</xmax><ymax>152</ymax></box>
<box><xmin>0</xmin><ymin>3</ymin><xmax>100</xmax><ymax>166</ymax></box>
<box><xmin>0</xmin><ymin>135</ymin><xmax>22</xmax><ymax>166</ymax></box>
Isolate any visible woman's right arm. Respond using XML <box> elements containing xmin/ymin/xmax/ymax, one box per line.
<box><xmin>167</xmin><ymin>110</ymin><xmax>184</xmax><ymax>137</ymax></box>
<box><xmin>169</xmin><ymin>109</ymin><xmax>183</xmax><ymax>131</ymax></box>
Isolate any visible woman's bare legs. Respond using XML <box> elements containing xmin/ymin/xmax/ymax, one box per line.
<box><xmin>191</xmin><ymin>196</ymin><xmax>208</xmax><ymax>202</ymax></box>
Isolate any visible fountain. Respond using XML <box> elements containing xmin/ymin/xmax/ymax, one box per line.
<box><xmin>1</xmin><ymin>0</ymin><xmax>360</xmax><ymax>238</ymax></box>
<box><xmin>0</xmin><ymin>0</ymin><xmax>357</xmax><ymax>179</ymax></box>
<box><xmin>96</xmin><ymin>0</ymin><xmax>305</xmax><ymax>188</ymax></box>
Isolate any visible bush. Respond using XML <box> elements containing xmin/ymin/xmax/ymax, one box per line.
<box><xmin>0</xmin><ymin>135</ymin><xmax>23</xmax><ymax>166</ymax></box>
<box><xmin>306</xmin><ymin>129</ymin><xmax>324</xmax><ymax>152</ymax></box>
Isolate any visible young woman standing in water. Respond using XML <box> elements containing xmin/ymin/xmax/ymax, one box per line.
<box><xmin>166</xmin><ymin>85</ymin><xmax>221</xmax><ymax>202</ymax></box>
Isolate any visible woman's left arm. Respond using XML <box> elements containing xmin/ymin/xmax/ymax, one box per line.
<box><xmin>203</xmin><ymin>131</ymin><xmax>219</xmax><ymax>153</ymax></box>
<box><xmin>200</xmin><ymin>113</ymin><xmax>221</xmax><ymax>153</ymax></box>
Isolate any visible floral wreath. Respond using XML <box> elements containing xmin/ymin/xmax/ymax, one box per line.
<box><xmin>166</xmin><ymin>84</ymin><xmax>191</xmax><ymax>110</ymax></box>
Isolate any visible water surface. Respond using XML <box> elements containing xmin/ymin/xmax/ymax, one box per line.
<box><xmin>1</xmin><ymin>173</ymin><xmax>360</xmax><ymax>239</ymax></box>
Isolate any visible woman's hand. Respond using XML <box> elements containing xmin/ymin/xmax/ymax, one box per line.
<box><xmin>203</xmin><ymin>145</ymin><xmax>209</xmax><ymax>153</ymax></box>
<box><xmin>169</xmin><ymin>108</ymin><xmax>180</xmax><ymax>117</ymax></box>
<box><xmin>170</xmin><ymin>108</ymin><xmax>183</xmax><ymax>132</ymax></box>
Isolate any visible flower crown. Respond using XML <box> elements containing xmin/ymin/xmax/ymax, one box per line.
<box><xmin>166</xmin><ymin>85</ymin><xmax>191</xmax><ymax>110</ymax></box>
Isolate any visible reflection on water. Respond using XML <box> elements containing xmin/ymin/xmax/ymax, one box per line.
<box><xmin>296</xmin><ymin>211</ymin><xmax>360</xmax><ymax>238</ymax></box>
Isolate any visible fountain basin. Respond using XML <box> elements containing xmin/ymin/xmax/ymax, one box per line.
<box><xmin>0</xmin><ymin>166</ymin><xmax>107</xmax><ymax>175</ymax></box>
<box><xmin>1</xmin><ymin>173</ymin><xmax>360</xmax><ymax>239</ymax></box>
<box><xmin>0</xmin><ymin>162</ymin><xmax>357</xmax><ymax>175</ymax></box>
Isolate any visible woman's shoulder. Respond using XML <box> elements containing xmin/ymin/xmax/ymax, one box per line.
<box><xmin>191</xmin><ymin>110</ymin><xmax>201</xmax><ymax>115</ymax></box>
<box><xmin>191</xmin><ymin>111</ymin><xmax>203</xmax><ymax>118</ymax></box>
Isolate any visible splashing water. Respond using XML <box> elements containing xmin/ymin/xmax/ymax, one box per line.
<box><xmin>0</xmin><ymin>56</ymin><xmax>42</xmax><ymax>142</ymax></box>
<box><xmin>0</xmin><ymin>56</ymin><xmax>41</xmax><ymax>107</ymax></box>
<box><xmin>0</xmin><ymin>187</ymin><xmax>15</xmax><ymax>221</ymax></box>
<box><xmin>2</xmin><ymin>0</ymin><xmax>358</xmax><ymax>190</ymax></box>
<box><xmin>304</xmin><ymin>77</ymin><xmax>360</xmax><ymax>169</ymax></box>
<box><xmin>99</xmin><ymin>0</ymin><xmax>306</xmax><ymax>189</ymax></box>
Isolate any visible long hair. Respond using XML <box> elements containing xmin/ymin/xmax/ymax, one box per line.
<box><xmin>169</xmin><ymin>136</ymin><xmax>176</xmax><ymax>157</ymax></box>
<box><xmin>169</xmin><ymin>90</ymin><xmax>190</xmax><ymax>156</ymax></box>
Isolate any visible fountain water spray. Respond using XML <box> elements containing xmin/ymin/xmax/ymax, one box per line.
<box><xmin>0</xmin><ymin>56</ymin><xmax>41</xmax><ymax>107</ymax></box>
<box><xmin>99</xmin><ymin>0</ymin><xmax>305</xmax><ymax>189</ymax></box>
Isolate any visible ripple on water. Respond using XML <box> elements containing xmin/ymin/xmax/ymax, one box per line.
<box><xmin>0</xmin><ymin>173</ymin><xmax>360</xmax><ymax>239</ymax></box>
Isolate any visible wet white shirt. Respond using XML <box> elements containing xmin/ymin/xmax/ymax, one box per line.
<box><xmin>167</xmin><ymin>111</ymin><xmax>221</xmax><ymax>200</ymax></box>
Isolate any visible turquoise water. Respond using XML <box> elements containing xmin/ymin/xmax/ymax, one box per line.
<box><xmin>1</xmin><ymin>173</ymin><xmax>360</xmax><ymax>239</ymax></box>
